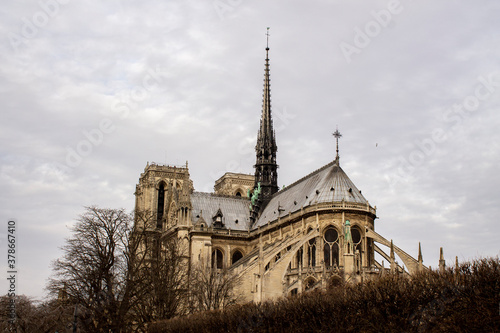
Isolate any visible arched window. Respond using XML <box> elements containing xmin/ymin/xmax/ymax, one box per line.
<box><xmin>308</xmin><ymin>238</ymin><xmax>316</xmax><ymax>267</ymax></box>
<box><xmin>157</xmin><ymin>182</ymin><xmax>165</xmax><ymax>228</ymax></box>
<box><xmin>212</xmin><ymin>249</ymin><xmax>223</xmax><ymax>269</ymax></box>
<box><xmin>232</xmin><ymin>250</ymin><xmax>243</xmax><ymax>264</ymax></box>
<box><xmin>296</xmin><ymin>247</ymin><xmax>303</xmax><ymax>268</ymax></box>
<box><xmin>351</xmin><ymin>226</ymin><xmax>363</xmax><ymax>268</ymax></box>
<box><xmin>323</xmin><ymin>227</ymin><xmax>339</xmax><ymax>267</ymax></box>
<box><xmin>327</xmin><ymin>275</ymin><xmax>343</xmax><ymax>290</ymax></box>
<box><xmin>304</xmin><ymin>278</ymin><xmax>316</xmax><ymax>290</ymax></box>
<box><xmin>352</xmin><ymin>227</ymin><xmax>362</xmax><ymax>246</ymax></box>
<box><xmin>235</xmin><ymin>191</ymin><xmax>242</xmax><ymax>197</ymax></box>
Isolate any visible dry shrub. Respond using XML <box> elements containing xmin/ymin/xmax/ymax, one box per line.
<box><xmin>149</xmin><ymin>257</ymin><xmax>500</xmax><ymax>333</ymax></box>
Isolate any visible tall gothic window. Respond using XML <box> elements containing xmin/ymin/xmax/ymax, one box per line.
<box><xmin>307</xmin><ymin>238</ymin><xmax>316</xmax><ymax>267</ymax></box>
<box><xmin>323</xmin><ymin>227</ymin><xmax>340</xmax><ymax>267</ymax></box>
<box><xmin>352</xmin><ymin>226</ymin><xmax>363</xmax><ymax>267</ymax></box>
<box><xmin>212</xmin><ymin>249</ymin><xmax>223</xmax><ymax>269</ymax></box>
<box><xmin>296</xmin><ymin>247</ymin><xmax>303</xmax><ymax>268</ymax></box>
<box><xmin>157</xmin><ymin>182</ymin><xmax>165</xmax><ymax>228</ymax></box>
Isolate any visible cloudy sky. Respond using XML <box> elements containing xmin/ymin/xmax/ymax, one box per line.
<box><xmin>1</xmin><ymin>0</ymin><xmax>499</xmax><ymax>299</ymax></box>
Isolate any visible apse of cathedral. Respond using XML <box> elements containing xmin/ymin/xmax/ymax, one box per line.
<box><xmin>133</xmin><ymin>34</ymin><xmax>428</xmax><ymax>302</ymax></box>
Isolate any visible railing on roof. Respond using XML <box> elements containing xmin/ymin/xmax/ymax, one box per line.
<box><xmin>145</xmin><ymin>161</ymin><xmax>188</xmax><ymax>170</ymax></box>
<box><xmin>317</xmin><ymin>201</ymin><xmax>376</xmax><ymax>215</ymax></box>
<box><xmin>285</xmin><ymin>265</ymin><xmax>380</xmax><ymax>278</ymax></box>
<box><xmin>191</xmin><ymin>201</ymin><xmax>376</xmax><ymax>239</ymax></box>
<box><xmin>251</xmin><ymin>200</ymin><xmax>376</xmax><ymax>235</ymax></box>
<box><xmin>195</xmin><ymin>227</ymin><xmax>251</xmax><ymax>238</ymax></box>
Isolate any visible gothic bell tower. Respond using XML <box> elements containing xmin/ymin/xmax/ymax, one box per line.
<box><xmin>253</xmin><ymin>28</ymin><xmax>278</xmax><ymax>212</ymax></box>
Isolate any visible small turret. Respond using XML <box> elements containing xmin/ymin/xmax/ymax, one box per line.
<box><xmin>417</xmin><ymin>242</ymin><xmax>423</xmax><ymax>272</ymax></box>
<box><xmin>439</xmin><ymin>247</ymin><xmax>446</xmax><ymax>273</ymax></box>
<box><xmin>390</xmin><ymin>240</ymin><xmax>396</xmax><ymax>273</ymax></box>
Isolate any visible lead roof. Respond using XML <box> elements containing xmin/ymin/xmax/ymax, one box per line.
<box><xmin>190</xmin><ymin>192</ymin><xmax>251</xmax><ymax>231</ymax></box>
<box><xmin>190</xmin><ymin>161</ymin><xmax>369</xmax><ymax>232</ymax></box>
<box><xmin>252</xmin><ymin>161</ymin><xmax>368</xmax><ymax>229</ymax></box>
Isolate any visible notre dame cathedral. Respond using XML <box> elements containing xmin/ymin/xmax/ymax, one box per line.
<box><xmin>133</xmin><ymin>41</ymin><xmax>429</xmax><ymax>303</ymax></box>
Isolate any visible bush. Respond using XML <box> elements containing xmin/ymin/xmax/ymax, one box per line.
<box><xmin>148</xmin><ymin>257</ymin><xmax>500</xmax><ymax>333</ymax></box>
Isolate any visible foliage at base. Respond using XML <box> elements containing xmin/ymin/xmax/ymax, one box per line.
<box><xmin>149</xmin><ymin>257</ymin><xmax>500</xmax><ymax>333</ymax></box>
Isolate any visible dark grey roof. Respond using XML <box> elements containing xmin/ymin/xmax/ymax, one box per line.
<box><xmin>190</xmin><ymin>192</ymin><xmax>251</xmax><ymax>231</ymax></box>
<box><xmin>253</xmin><ymin>161</ymin><xmax>369</xmax><ymax>229</ymax></box>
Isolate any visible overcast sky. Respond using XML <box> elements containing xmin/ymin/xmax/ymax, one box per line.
<box><xmin>1</xmin><ymin>0</ymin><xmax>499</xmax><ymax>300</ymax></box>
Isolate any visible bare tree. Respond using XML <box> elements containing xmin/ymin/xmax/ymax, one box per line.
<box><xmin>0</xmin><ymin>295</ymin><xmax>74</xmax><ymax>333</ymax></box>
<box><xmin>130</xmin><ymin>231</ymin><xmax>189</xmax><ymax>327</ymax></box>
<box><xmin>48</xmin><ymin>206</ymin><xmax>191</xmax><ymax>332</ymax></box>
<box><xmin>189</xmin><ymin>264</ymin><xmax>241</xmax><ymax>312</ymax></box>
<box><xmin>48</xmin><ymin>206</ymin><xmax>141</xmax><ymax>332</ymax></box>
<box><xmin>128</xmin><ymin>209</ymin><xmax>190</xmax><ymax>330</ymax></box>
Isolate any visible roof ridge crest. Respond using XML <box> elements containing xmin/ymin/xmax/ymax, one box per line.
<box><xmin>191</xmin><ymin>191</ymin><xmax>250</xmax><ymax>201</ymax></box>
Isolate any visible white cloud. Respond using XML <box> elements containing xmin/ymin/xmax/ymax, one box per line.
<box><xmin>0</xmin><ymin>0</ymin><xmax>499</xmax><ymax>299</ymax></box>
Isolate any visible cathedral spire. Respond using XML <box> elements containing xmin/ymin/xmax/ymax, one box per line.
<box><xmin>257</xmin><ymin>27</ymin><xmax>274</xmax><ymax>153</ymax></box>
<box><xmin>253</xmin><ymin>27</ymin><xmax>278</xmax><ymax>215</ymax></box>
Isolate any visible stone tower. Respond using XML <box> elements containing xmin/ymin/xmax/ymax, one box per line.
<box><xmin>253</xmin><ymin>34</ymin><xmax>278</xmax><ymax>214</ymax></box>
<box><xmin>134</xmin><ymin>162</ymin><xmax>193</xmax><ymax>231</ymax></box>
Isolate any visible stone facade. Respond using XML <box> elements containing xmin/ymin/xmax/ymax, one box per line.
<box><xmin>133</xmin><ymin>44</ymin><xmax>425</xmax><ymax>304</ymax></box>
<box><xmin>214</xmin><ymin>172</ymin><xmax>255</xmax><ymax>198</ymax></box>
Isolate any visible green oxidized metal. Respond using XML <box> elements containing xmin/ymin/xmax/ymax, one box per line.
<box><xmin>249</xmin><ymin>182</ymin><xmax>262</xmax><ymax>211</ymax></box>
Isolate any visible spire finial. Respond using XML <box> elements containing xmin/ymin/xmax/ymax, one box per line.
<box><xmin>266</xmin><ymin>27</ymin><xmax>270</xmax><ymax>50</ymax></box>
<box><xmin>332</xmin><ymin>126</ymin><xmax>342</xmax><ymax>163</ymax></box>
